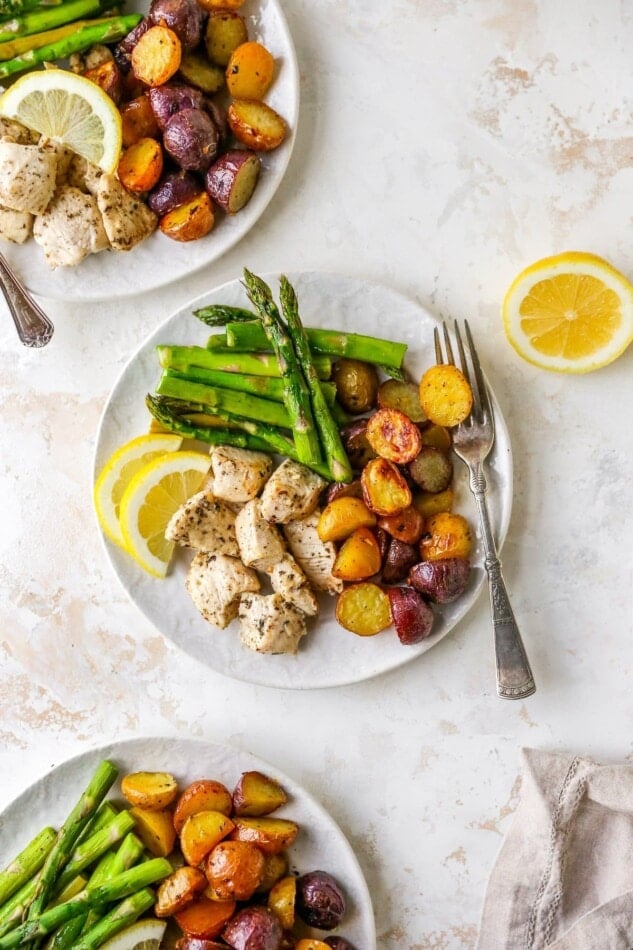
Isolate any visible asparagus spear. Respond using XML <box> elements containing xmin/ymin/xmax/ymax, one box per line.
<box><xmin>72</xmin><ymin>889</ymin><xmax>156</xmax><ymax>950</ymax></box>
<box><xmin>0</xmin><ymin>0</ymin><xmax>66</xmax><ymax>21</ymax></box>
<box><xmin>0</xmin><ymin>12</ymin><xmax>141</xmax><ymax>75</ymax></box>
<box><xmin>0</xmin><ymin>15</ymin><xmax>113</xmax><ymax>58</ymax></box>
<box><xmin>0</xmin><ymin>829</ymin><xmax>56</xmax><ymax>908</ymax></box>
<box><xmin>280</xmin><ymin>276</ymin><xmax>353</xmax><ymax>483</ymax></box>
<box><xmin>54</xmin><ymin>810</ymin><xmax>136</xmax><ymax>894</ymax></box>
<box><xmin>242</xmin><ymin>269</ymin><xmax>322</xmax><ymax>466</ymax></box>
<box><xmin>156</xmin><ymin>375</ymin><xmax>293</xmax><ymax>429</ymax></box>
<box><xmin>157</xmin><ymin>344</ymin><xmax>332</xmax><ymax>380</ymax></box>
<box><xmin>0</xmin><ymin>0</ymin><xmax>118</xmax><ymax>41</ymax></box>
<box><xmin>205</xmin><ymin>333</ymin><xmax>227</xmax><ymax>350</ymax></box>
<box><xmin>194</xmin><ymin>303</ymin><xmax>259</xmax><ymax>327</ymax></box>
<box><xmin>146</xmin><ymin>395</ymin><xmax>273</xmax><ymax>453</ymax></box>
<box><xmin>0</xmin><ymin>881</ymin><xmax>37</xmax><ymax>938</ymax></box>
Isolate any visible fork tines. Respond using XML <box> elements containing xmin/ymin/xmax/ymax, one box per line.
<box><xmin>435</xmin><ymin>320</ymin><xmax>490</xmax><ymax>424</ymax></box>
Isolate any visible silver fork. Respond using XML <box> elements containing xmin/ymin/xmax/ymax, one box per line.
<box><xmin>0</xmin><ymin>253</ymin><xmax>54</xmax><ymax>347</ymax></box>
<box><xmin>435</xmin><ymin>320</ymin><xmax>536</xmax><ymax>700</ymax></box>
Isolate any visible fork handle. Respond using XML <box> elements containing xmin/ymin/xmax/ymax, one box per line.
<box><xmin>469</xmin><ymin>464</ymin><xmax>536</xmax><ymax>700</ymax></box>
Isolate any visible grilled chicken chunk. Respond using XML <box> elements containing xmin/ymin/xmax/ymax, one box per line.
<box><xmin>238</xmin><ymin>592</ymin><xmax>307</xmax><ymax>655</ymax></box>
<box><xmin>268</xmin><ymin>554</ymin><xmax>318</xmax><ymax>617</ymax></box>
<box><xmin>67</xmin><ymin>155</ymin><xmax>103</xmax><ymax>195</ymax></box>
<box><xmin>40</xmin><ymin>138</ymin><xmax>74</xmax><ymax>187</ymax></box>
<box><xmin>96</xmin><ymin>173</ymin><xmax>157</xmax><ymax>251</ymax></box>
<box><xmin>186</xmin><ymin>552</ymin><xmax>260</xmax><ymax>629</ymax></box>
<box><xmin>0</xmin><ymin>117</ymin><xmax>39</xmax><ymax>145</ymax></box>
<box><xmin>165</xmin><ymin>490</ymin><xmax>239</xmax><ymax>556</ymax></box>
<box><xmin>259</xmin><ymin>459</ymin><xmax>326</xmax><ymax>524</ymax></box>
<box><xmin>33</xmin><ymin>185</ymin><xmax>109</xmax><ymax>268</ymax></box>
<box><xmin>210</xmin><ymin>446</ymin><xmax>273</xmax><ymax>504</ymax></box>
<box><xmin>0</xmin><ymin>205</ymin><xmax>32</xmax><ymax>244</ymax></box>
<box><xmin>0</xmin><ymin>141</ymin><xmax>57</xmax><ymax>215</ymax></box>
<box><xmin>235</xmin><ymin>499</ymin><xmax>286</xmax><ymax>571</ymax></box>
<box><xmin>283</xmin><ymin>509</ymin><xmax>343</xmax><ymax>594</ymax></box>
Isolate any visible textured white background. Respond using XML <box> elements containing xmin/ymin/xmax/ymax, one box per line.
<box><xmin>1</xmin><ymin>1</ymin><xmax>632</xmax><ymax>947</ymax></box>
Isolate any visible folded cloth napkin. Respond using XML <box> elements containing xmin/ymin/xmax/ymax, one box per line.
<box><xmin>477</xmin><ymin>748</ymin><xmax>633</xmax><ymax>950</ymax></box>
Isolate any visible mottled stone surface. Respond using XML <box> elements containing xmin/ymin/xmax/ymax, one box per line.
<box><xmin>1</xmin><ymin>1</ymin><xmax>632</xmax><ymax>947</ymax></box>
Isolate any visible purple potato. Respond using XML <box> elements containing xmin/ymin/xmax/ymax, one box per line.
<box><xmin>325</xmin><ymin>478</ymin><xmax>363</xmax><ymax>506</ymax></box>
<box><xmin>148</xmin><ymin>83</ymin><xmax>205</xmax><ymax>130</ymax></box>
<box><xmin>113</xmin><ymin>17</ymin><xmax>150</xmax><ymax>73</ymax></box>
<box><xmin>408</xmin><ymin>557</ymin><xmax>470</xmax><ymax>604</ymax></box>
<box><xmin>205</xmin><ymin>149</ymin><xmax>260</xmax><ymax>213</ymax></box>
<box><xmin>163</xmin><ymin>108</ymin><xmax>219</xmax><ymax>172</ymax></box>
<box><xmin>204</xmin><ymin>97</ymin><xmax>228</xmax><ymax>142</ymax></box>
<box><xmin>222</xmin><ymin>906</ymin><xmax>283</xmax><ymax>950</ymax></box>
<box><xmin>382</xmin><ymin>538</ymin><xmax>419</xmax><ymax>584</ymax></box>
<box><xmin>388</xmin><ymin>586</ymin><xmax>434</xmax><ymax>645</ymax></box>
<box><xmin>149</xmin><ymin>0</ymin><xmax>203</xmax><ymax>49</ymax></box>
<box><xmin>148</xmin><ymin>170</ymin><xmax>201</xmax><ymax>216</ymax></box>
<box><xmin>340</xmin><ymin>419</ymin><xmax>377</xmax><ymax>471</ymax></box>
<box><xmin>325</xmin><ymin>940</ymin><xmax>358</xmax><ymax>950</ymax></box>
<box><xmin>296</xmin><ymin>871</ymin><xmax>346</xmax><ymax>931</ymax></box>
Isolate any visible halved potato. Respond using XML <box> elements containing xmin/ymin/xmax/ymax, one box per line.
<box><xmin>129</xmin><ymin>806</ymin><xmax>177</xmax><ymax>857</ymax></box>
<box><xmin>159</xmin><ymin>192</ymin><xmax>215</xmax><ymax>242</ymax></box>
<box><xmin>121</xmin><ymin>771</ymin><xmax>178</xmax><ymax>810</ymax></box>
<box><xmin>411</xmin><ymin>486</ymin><xmax>453</xmax><ymax>518</ymax></box>
<box><xmin>204</xmin><ymin>840</ymin><xmax>265</xmax><ymax>900</ymax></box>
<box><xmin>267</xmin><ymin>875</ymin><xmax>296</xmax><ymax>929</ymax></box>
<box><xmin>205</xmin><ymin>10</ymin><xmax>248</xmax><ymax>65</ymax></box>
<box><xmin>317</xmin><ymin>496</ymin><xmax>376</xmax><ymax>543</ymax></box>
<box><xmin>226</xmin><ymin>41</ymin><xmax>275</xmax><ymax>99</ymax></box>
<box><xmin>365</xmin><ymin>408</ymin><xmax>422</xmax><ymax>464</ymax></box>
<box><xmin>205</xmin><ymin>150</ymin><xmax>260</xmax><ymax>214</ymax></box>
<box><xmin>131</xmin><ymin>25</ymin><xmax>182</xmax><ymax>87</ymax></box>
<box><xmin>230</xmin><ymin>817</ymin><xmax>299</xmax><ymax>855</ymax></box>
<box><xmin>335</xmin><ymin>582</ymin><xmax>392</xmax><ymax>636</ymax></box>
<box><xmin>332</xmin><ymin>526</ymin><xmax>381</xmax><ymax>581</ymax></box>
<box><xmin>419</xmin><ymin>512</ymin><xmax>473</xmax><ymax>561</ymax></box>
<box><xmin>227</xmin><ymin>99</ymin><xmax>287</xmax><ymax>151</ymax></box>
<box><xmin>174</xmin><ymin>897</ymin><xmax>236</xmax><ymax>939</ymax></box>
<box><xmin>174</xmin><ymin>780</ymin><xmax>233</xmax><ymax>834</ymax></box>
<box><xmin>255</xmin><ymin>852</ymin><xmax>289</xmax><ymax>893</ymax></box>
<box><xmin>155</xmin><ymin>866</ymin><xmax>208</xmax><ymax>917</ymax></box>
<box><xmin>419</xmin><ymin>364</ymin><xmax>473</xmax><ymax>427</ymax></box>
<box><xmin>180</xmin><ymin>810</ymin><xmax>235</xmax><ymax>866</ymax></box>
<box><xmin>232</xmin><ymin>771</ymin><xmax>288</xmax><ymax>817</ymax></box>
<box><xmin>378</xmin><ymin>506</ymin><xmax>425</xmax><ymax>545</ymax></box>
<box><xmin>377</xmin><ymin>379</ymin><xmax>426</xmax><ymax>423</ymax></box>
<box><xmin>118</xmin><ymin>137</ymin><xmax>163</xmax><ymax>193</ymax></box>
<box><xmin>361</xmin><ymin>458</ymin><xmax>411</xmax><ymax>516</ymax></box>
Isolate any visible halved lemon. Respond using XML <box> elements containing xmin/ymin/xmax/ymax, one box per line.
<box><xmin>99</xmin><ymin>918</ymin><xmax>167</xmax><ymax>949</ymax></box>
<box><xmin>0</xmin><ymin>69</ymin><xmax>123</xmax><ymax>172</ymax></box>
<box><xmin>94</xmin><ymin>434</ymin><xmax>184</xmax><ymax>551</ymax></box>
<box><xmin>502</xmin><ymin>251</ymin><xmax>633</xmax><ymax>373</ymax></box>
<box><xmin>119</xmin><ymin>451</ymin><xmax>211</xmax><ymax>578</ymax></box>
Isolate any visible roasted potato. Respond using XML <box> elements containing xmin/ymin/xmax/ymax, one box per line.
<box><xmin>114</xmin><ymin>18</ymin><xmax>150</xmax><ymax>73</ymax></box>
<box><xmin>335</xmin><ymin>582</ymin><xmax>391</xmax><ymax>636</ymax></box>
<box><xmin>159</xmin><ymin>192</ymin><xmax>215</xmax><ymax>241</ymax></box>
<box><xmin>118</xmin><ymin>137</ymin><xmax>163</xmax><ymax>193</ymax></box>
<box><xmin>174</xmin><ymin>779</ymin><xmax>233</xmax><ymax>833</ymax></box>
<box><xmin>325</xmin><ymin>478</ymin><xmax>363</xmax><ymax>505</ymax></box>
<box><xmin>377</xmin><ymin>379</ymin><xmax>426</xmax><ymax>423</ymax></box>
<box><xmin>163</xmin><ymin>108</ymin><xmax>219</xmax><ymax>171</ymax></box>
<box><xmin>148</xmin><ymin>82</ymin><xmax>205</xmax><ymax>130</ymax></box>
<box><xmin>419</xmin><ymin>364</ymin><xmax>473</xmax><ymax>427</ymax></box>
<box><xmin>180</xmin><ymin>810</ymin><xmax>235</xmax><ymax>866</ymax></box>
<box><xmin>179</xmin><ymin>51</ymin><xmax>225</xmax><ymax>93</ymax></box>
<box><xmin>407</xmin><ymin>445</ymin><xmax>453</xmax><ymax>493</ymax></box>
<box><xmin>131</xmin><ymin>25</ymin><xmax>182</xmax><ymax>87</ymax></box>
<box><xmin>419</xmin><ymin>422</ymin><xmax>452</xmax><ymax>450</ymax></box>
<box><xmin>411</xmin><ymin>486</ymin><xmax>453</xmax><ymax>518</ymax></box>
<box><xmin>388</xmin><ymin>586</ymin><xmax>434</xmax><ymax>645</ymax></box>
<box><xmin>361</xmin><ymin>457</ymin><xmax>411</xmax><ymax>516</ymax></box>
<box><xmin>317</xmin><ymin>496</ymin><xmax>376</xmax><ymax>542</ymax></box>
<box><xmin>226</xmin><ymin>41</ymin><xmax>275</xmax><ymax>99</ymax></box>
<box><xmin>149</xmin><ymin>169</ymin><xmax>201</xmax><ymax>216</ymax></box>
<box><xmin>296</xmin><ymin>943</ymin><xmax>330</xmax><ymax>950</ymax></box>
<box><xmin>84</xmin><ymin>58</ymin><xmax>122</xmax><ymax>103</ymax></box>
<box><xmin>377</xmin><ymin>506</ymin><xmax>425</xmax><ymax>545</ymax></box>
<box><xmin>223</xmin><ymin>906</ymin><xmax>283</xmax><ymax>950</ymax></box>
<box><xmin>155</xmin><ymin>866</ymin><xmax>208</xmax><ymax>917</ymax></box>
<box><xmin>149</xmin><ymin>0</ymin><xmax>203</xmax><ymax>50</ymax></box>
<box><xmin>333</xmin><ymin>526</ymin><xmax>381</xmax><ymax>582</ymax></box>
<box><xmin>121</xmin><ymin>770</ymin><xmax>178</xmax><ymax>810</ymax></box>
<box><xmin>409</xmin><ymin>557</ymin><xmax>470</xmax><ymax>603</ymax></box>
<box><xmin>204</xmin><ymin>10</ymin><xmax>248</xmax><ymax>66</ymax></box>
<box><xmin>232</xmin><ymin>771</ymin><xmax>288</xmax><ymax>817</ymax></box>
<box><xmin>331</xmin><ymin>358</ymin><xmax>378</xmax><ymax>414</ymax></box>
<box><xmin>204</xmin><ymin>840</ymin><xmax>265</xmax><ymax>901</ymax></box>
<box><xmin>176</xmin><ymin>940</ymin><xmax>226</xmax><ymax>950</ymax></box>
<box><xmin>227</xmin><ymin>99</ymin><xmax>287</xmax><ymax>151</ymax></box>
<box><xmin>174</xmin><ymin>897</ymin><xmax>237</xmax><ymax>939</ymax></box>
<box><xmin>129</xmin><ymin>806</ymin><xmax>177</xmax><ymax>857</ymax></box>
<box><xmin>381</xmin><ymin>538</ymin><xmax>419</xmax><ymax>584</ymax></box>
<box><xmin>419</xmin><ymin>512</ymin><xmax>473</xmax><ymax>561</ymax></box>
<box><xmin>197</xmin><ymin>0</ymin><xmax>244</xmax><ymax>8</ymax></box>
<box><xmin>296</xmin><ymin>871</ymin><xmax>346</xmax><ymax>931</ymax></box>
<box><xmin>340</xmin><ymin>420</ymin><xmax>377</xmax><ymax>471</ymax></box>
<box><xmin>120</xmin><ymin>94</ymin><xmax>160</xmax><ymax>146</ymax></box>
<box><xmin>230</xmin><ymin>817</ymin><xmax>299</xmax><ymax>855</ymax></box>
<box><xmin>256</xmin><ymin>852</ymin><xmax>289</xmax><ymax>893</ymax></box>
<box><xmin>365</xmin><ymin>408</ymin><xmax>422</xmax><ymax>464</ymax></box>
<box><xmin>267</xmin><ymin>875</ymin><xmax>296</xmax><ymax>930</ymax></box>
<box><xmin>205</xmin><ymin>149</ymin><xmax>260</xmax><ymax>213</ymax></box>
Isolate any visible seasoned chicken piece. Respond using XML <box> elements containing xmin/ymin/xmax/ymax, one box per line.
<box><xmin>186</xmin><ymin>552</ymin><xmax>259</xmax><ymax>629</ymax></box>
<box><xmin>0</xmin><ymin>141</ymin><xmax>57</xmax><ymax>215</ymax></box>
<box><xmin>96</xmin><ymin>173</ymin><xmax>157</xmax><ymax>251</ymax></box>
<box><xmin>283</xmin><ymin>509</ymin><xmax>343</xmax><ymax>595</ymax></box>
<box><xmin>269</xmin><ymin>554</ymin><xmax>318</xmax><ymax>617</ymax></box>
<box><xmin>259</xmin><ymin>459</ymin><xmax>326</xmax><ymax>524</ymax></box>
<box><xmin>238</xmin><ymin>593</ymin><xmax>308</xmax><ymax>655</ymax></box>
<box><xmin>33</xmin><ymin>185</ymin><xmax>109</xmax><ymax>268</ymax></box>
<box><xmin>0</xmin><ymin>205</ymin><xmax>32</xmax><ymax>244</ymax></box>
<box><xmin>210</xmin><ymin>446</ymin><xmax>273</xmax><ymax>504</ymax></box>
<box><xmin>165</xmin><ymin>490</ymin><xmax>239</xmax><ymax>556</ymax></box>
<box><xmin>0</xmin><ymin>117</ymin><xmax>39</xmax><ymax>144</ymax></box>
<box><xmin>235</xmin><ymin>499</ymin><xmax>286</xmax><ymax>571</ymax></box>
<box><xmin>40</xmin><ymin>138</ymin><xmax>73</xmax><ymax>186</ymax></box>
<box><xmin>67</xmin><ymin>155</ymin><xmax>103</xmax><ymax>195</ymax></box>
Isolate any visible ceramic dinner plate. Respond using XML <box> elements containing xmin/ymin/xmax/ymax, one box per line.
<box><xmin>1</xmin><ymin>0</ymin><xmax>299</xmax><ymax>301</ymax></box>
<box><xmin>0</xmin><ymin>736</ymin><xmax>376</xmax><ymax>946</ymax></box>
<box><xmin>94</xmin><ymin>272</ymin><xmax>513</xmax><ymax>689</ymax></box>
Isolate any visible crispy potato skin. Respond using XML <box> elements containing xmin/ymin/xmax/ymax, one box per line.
<box><xmin>381</xmin><ymin>538</ymin><xmax>419</xmax><ymax>585</ymax></box>
<box><xmin>159</xmin><ymin>192</ymin><xmax>215</xmax><ymax>241</ymax></box>
<box><xmin>419</xmin><ymin>512</ymin><xmax>473</xmax><ymax>561</ymax></box>
<box><xmin>419</xmin><ymin>364</ymin><xmax>473</xmax><ymax>427</ymax></box>
<box><xmin>232</xmin><ymin>771</ymin><xmax>288</xmax><ymax>817</ymax></box>
<box><xmin>377</xmin><ymin>506</ymin><xmax>425</xmax><ymax>545</ymax></box>
<box><xmin>388</xmin><ymin>586</ymin><xmax>434</xmax><ymax>645</ymax></box>
<box><xmin>361</xmin><ymin>458</ymin><xmax>411</xmax><ymax>517</ymax></box>
<box><xmin>120</xmin><ymin>94</ymin><xmax>160</xmax><ymax>146</ymax></box>
<box><xmin>121</xmin><ymin>770</ymin><xmax>179</xmax><ymax>809</ymax></box>
<box><xmin>156</xmin><ymin>866</ymin><xmax>208</xmax><ymax>917</ymax></box>
<box><xmin>174</xmin><ymin>897</ymin><xmax>236</xmax><ymax>939</ymax></box>
<box><xmin>408</xmin><ymin>557</ymin><xmax>470</xmax><ymax>603</ymax></box>
<box><xmin>204</xmin><ymin>840</ymin><xmax>265</xmax><ymax>900</ymax></box>
<box><xmin>205</xmin><ymin>150</ymin><xmax>260</xmax><ymax>214</ymax></box>
<box><xmin>227</xmin><ymin>99</ymin><xmax>287</xmax><ymax>151</ymax></box>
<box><xmin>317</xmin><ymin>496</ymin><xmax>376</xmax><ymax>543</ymax></box>
<box><xmin>365</xmin><ymin>408</ymin><xmax>422</xmax><ymax>464</ymax></box>
<box><xmin>84</xmin><ymin>59</ymin><xmax>122</xmax><ymax>103</ymax></box>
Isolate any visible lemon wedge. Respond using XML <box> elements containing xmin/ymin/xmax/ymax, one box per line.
<box><xmin>502</xmin><ymin>251</ymin><xmax>633</xmax><ymax>373</ymax></box>
<box><xmin>99</xmin><ymin>918</ymin><xmax>167</xmax><ymax>949</ymax></box>
<box><xmin>94</xmin><ymin>434</ymin><xmax>184</xmax><ymax>551</ymax></box>
<box><xmin>119</xmin><ymin>451</ymin><xmax>212</xmax><ymax>578</ymax></box>
<box><xmin>0</xmin><ymin>69</ymin><xmax>123</xmax><ymax>172</ymax></box>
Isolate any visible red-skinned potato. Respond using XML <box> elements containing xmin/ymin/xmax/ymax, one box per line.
<box><xmin>114</xmin><ymin>17</ymin><xmax>150</xmax><ymax>74</ymax></box>
<box><xmin>155</xmin><ymin>866</ymin><xmax>208</xmax><ymax>917</ymax></box>
<box><xmin>223</xmin><ymin>906</ymin><xmax>283</xmax><ymax>950</ymax></box>
<box><xmin>131</xmin><ymin>24</ymin><xmax>182</xmax><ymax>87</ymax></box>
<box><xmin>148</xmin><ymin>82</ymin><xmax>205</xmax><ymax>130</ymax></box>
<box><xmin>159</xmin><ymin>191</ymin><xmax>215</xmax><ymax>242</ymax></box>
<box><xmin>325</xmin><ymin>478</ymin><xmax>363</xmax><ymax>505</ymax></box>
<box><xmin>205</xmin><ymin>150</ymin><xmax>260</xmax><ymax>214</ymax></box>
<box><xmin>381</xmin><ymin>538</ymin><xmax>419</xmax><ymax>585</ymax></box>
<box><xmin>230</xmin><ymin>817</ymin><xmax>299</xmax><ymax>855</ymax></box>
<box><xmin>408</xmin><ymin>445</ymin><xmax>453</xmax><ymax>493</ymax></box>
<box><xmin>174</xmin><ymin>897</ymin><xmax>236</xmax><ymax>939</ymax></box>
<box><xmin>366</xmin><ymin>408</ymin><xmax>422</xmax><ymax>464</ymax></box>
<box><xmin>174</xmin><ymin>780</ymin><xmax>233</xmax><ymax>834</ymax></box>
<box><xmin>149</xmin><ymin>0</ymin><xmax>203</xmax><ymax>50</ymax></box>
<box><xmin>340</xmin><ymin>420</ymin><xmax>377</xmax><ymax>471</ymax></box>
<box><xmin>378</xmin><ymin>506</ymin><xmax>425</xmax><ymax>545</ymax></box>
<box><xmin>120</xmin><ymin>95</ymin><xmax>160</xmax><ymax>146</ymax></box>
<box><xmin>408</xmin><ymin>557</ymin><xmax>470</xmax><ymax>603</ymax></box>
<box><xmin>84</xmin><ymin>59</ymin><xmax>122</xmax><ymax>103</ymax></box>
<box><xmin>227</xmin><ymin>99</ymin><xmax>287</xmax><ymax>151</ymax></box>
<box><xmin>176</xmin><ymin>940</ymin><xmax>227</xmax><ymax>950</ymax></box>
<box><xmin>163</xmin><ymin>108</ymin><xmax>219</xmax><ymax>171</ymax></box>
<box><xmin>204</xmin><ymin>840</ymin><xmax>265</xmax><ymax>901</ymax></box>
<box><xmin>148</xmin><ymin>169</ymin><xmax>201</xmax><ymax>216</ymax></box>
<box><xmin>361</xmin><ymin>457</ymin><xmax>411</xmax><ymax>516</ymax></box>
<box><xmin>388</xmin><ymin>586</ymin><xmax>434</xmax><ymax>645</ymax></box>
<box><xmin>232</xmin><ymin>771</ymin><xmax>288</xmax><ymax>817</ymax></box>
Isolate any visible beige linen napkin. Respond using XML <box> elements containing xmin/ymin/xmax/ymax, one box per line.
<box><xmin>477</xmin><ymin>748</ymin><xmax>633</xmax><ymax>949</ymax></box>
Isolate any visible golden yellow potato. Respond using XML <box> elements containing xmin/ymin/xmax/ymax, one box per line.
<box><xmin>121</xmin><ymin>771</ymin><xmax>179</xmax><ymax>810</ymax></box>
<box><xmin>317</xmin><ymin>496</ymin><xmax>376</xmax><ymax>543</ymax></box>
<box><xmin>129</xmin><ymin>807</ymin><xmax>176</xmax><ymax>857</ymax></box>
<box><xmin>419</xmin><ymin>512</ymin><xmax>473</xmax><ymax>561</ymax></box>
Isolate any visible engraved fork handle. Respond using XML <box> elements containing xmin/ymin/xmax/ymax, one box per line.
<box><xmin>0</xmin><ymin>252</ymin><xmax>54</xmax><ymax>347</ymax></box>
<box><xmin>468</xmin><ymin>461</ymin><xmax>536</xmax><ymax>700</ymax></box>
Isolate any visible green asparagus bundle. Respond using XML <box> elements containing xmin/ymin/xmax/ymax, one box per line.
<box><xmin>0</xmin><ymin>0</ymin><xmax>65</xmax><ymax>21</ymax></box>
<box><xmin>0</xmin><ymin>0</ymin><xmax>118</xmax><ymax>41</ymax></box>
<box><xmin>0</xmin><ymin>15</ymin><xmax>114</xmax><ymax>61</ymax></box>
<box><xmin>157</xmin><ymin>344</ymin><xmax>332</xmax><ymax>381</ymax></box>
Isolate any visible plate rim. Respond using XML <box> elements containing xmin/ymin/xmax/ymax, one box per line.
<box><xmin>0</xmin><ymin>734</ymin><xmax>377</xmax><ymax>947</ymax></box>
<box><xmin>92</xmin><ymin>270</ymin><xmax>514</xmax><ymax>689</ymax></box>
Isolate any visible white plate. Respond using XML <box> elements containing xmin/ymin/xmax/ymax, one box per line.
<box><xmin>94</xmin><ymin>272</ymin><xmax>513</xmax><ymax>689</ymax></box>
<box><xmin>0</xmin><ymin>736</ymin><xmax>376</xmax><ymax>947</ymax></box>
<box><xmin>1</xmin><ymin>0</ymin><xmax>299</xmax><ymax>301</ymax></box>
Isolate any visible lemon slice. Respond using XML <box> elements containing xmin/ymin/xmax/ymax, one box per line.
<box><xmin>503</xmin><ymin>251</ymin><xmax>633</xmax><ymax>373</ymax></box>
<box><xmin>119</xmin><ymin>450</ymin><xmax>212</xmax><ymax>578</ymax></box>
<box><xmin>94</xmin><ymin>434</ymin><xmax>184</xmax><ymax>551</ymax></box>
<box><xmin>99</xmin><ymin>918</ymin><xmax>167</xmax><ymax>949</ymax></box>
<box><xmin>0</xmin><ymin>69</ymin><xmax>123</xmax><ymax>172</ymax></box>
